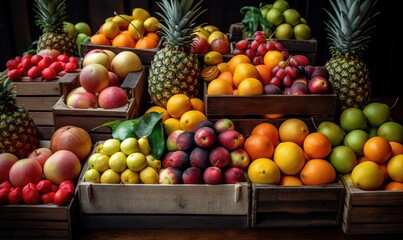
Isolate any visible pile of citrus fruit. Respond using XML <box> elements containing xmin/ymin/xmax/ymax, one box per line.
<box><xmin>90</xmin><ymin>8</ymin><xmax>161</xmax><ymax>49</ymax></box>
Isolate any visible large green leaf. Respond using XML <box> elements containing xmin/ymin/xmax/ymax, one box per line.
<box><xmin>134</xmin><ymin>111</ymin><xmax>163</xmax><ymax>137</ymax></box>
<box><xmin>148</xmin><ymin>123</ymin><xmax>165</xmax><ymax>160</ymax></box>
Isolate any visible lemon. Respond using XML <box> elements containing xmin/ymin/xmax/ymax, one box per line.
<box><xmin>132</xmin><ymin>8</ymin><xmax>151</xmax><ymax>22</ymax></box>
<box><xmin>102</xmin><ymin>21</ymin><xmax>120</xmax><ymax>39</ymax></box>
<box><xmin>84</xmin><ymin>169</ymin><xmax>101</xmax><ymax>183</ymax></box>
<box><xmin>143</xmin><ymin>17</ymin><xmax>161</xmax><ymax>32</ymax></box>
<box><xmin>128</xmin><ymin>19</ymin><xmax>145</xmax><ymax>40</ymax></box>
<box><xmin>163</xmin><ymin>118</ymin><xmax>181</xmax><ymax>136</ymax></box>
<box><xmin>387</xmin><ymin>154</ymin><xmax>403</xmax><ymax>182</ymax></box>
<box><xmin>112</xmin><ymin>14</ymin><xmax>134</xmax><ymax>30</ymax></box>
<box><xmin>121</xmin><ymin>169</ymin><xmax>140</xmax><ymax>184</ymax></box>
<box><xmin>88</xmin><ymin>153</ymin><xmax>110</xmax><ymax>173</ymax></box>
<box><xmin>140</xmin><ymin>166</ymin><xmax>159</xmax><ymax>184</ymax></box>
<box><xmin>273</xmin><ymin>142</ymin><xmax>305</xmax><ymax>175</ymax></box>
<box><xmin>247</xmin><ymin>158</ymin><xmax>281</xmax><ymax>184</ymax></box>
<box><xmin>102</xmin><ymin>138</ymin><xmax>121</xmax><ymax>156</ymax></box>
<box><xmin>351</xmin><ymin>161</ymin><xmax>384</xmax><ymax>190</ymax></box>
<box><xmin>203</xmin><ymin>25</ymin><xmax>219</xmax><ymax>33</ymax></box>
<box><xmin>100</xmin><ymin>169</ymin><xmax>121</xmax><ymax>184</ymax></box>
<box><xmin>204</xmin><ymin>51</ymin><xmax>224</xmax><ymax>66</ymax></box>
<box><xmin>109</xmin><ymin>152</ymin><xmax>127</xmax><ymax>173</ymax></box>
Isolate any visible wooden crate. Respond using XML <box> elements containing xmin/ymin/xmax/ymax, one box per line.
<box><xmin>251</xmin><ymin>178</ymin><xmax>345</xmax><ymax>228</ymax></box>
<box><xmin>0</xmin><ymin>73</ymin><xmax>67</xmax><ymax>140</ymax></box>
<box><xmin>0</xmin><ymin>194</ymin><xmax>79</xmax><ymax>239</ymax></box>
<box><xmin>342</xmin><ymin>178</ymin><xmax>403</xmax><ymax>234</ymax></box>
<box><xmin>77</xmin><ymin>156</ymin><xmax>250</xmax><ymax>229</ymax></box>
<box><xmin>53</xmin><ymin>69</ymin><xmax>147</xmax><ymax>143</ymax></box>
<box><xmin>228</xmin><ymin>23</ymin><xmax>318</xmax><ymax>64</ymax></box>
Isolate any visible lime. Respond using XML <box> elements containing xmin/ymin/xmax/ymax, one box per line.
<box><xmin>64</xmin><ymin>22</ymin><xmax>77</xmax><ymax>38</ymax></box>
<box><xmin>274</xmin><ymin>23</ymin><xmax>293</xmax><ymax>39</ymax></box>
<box><xmin>273</xmin><ymin>0</ymin><xmax>290</xmax><ymax>13</ymax></box>
<box><xmin>294</xmin><ymin>24</ymin><xmax>312</xmax><ymax>40</ymax></box>
<box><xmin>266</xmin><ymin>8</ymin><xmax>284</xmax><ymax>26</ymax></box>
<box><xmin>283</xmin><ymin>9</ymin><xmax>301</xmax><ymax>27</ymax></box>
<box><xmin>75</xmin><ymin>22</ymin><xmax>92</xmax><ymax>36</ymax></box>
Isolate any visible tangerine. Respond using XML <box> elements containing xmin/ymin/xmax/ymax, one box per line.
<box><xmin>237</xmin><ymin>78</ymin><xmax>264</xmax><ymax>95</ymax></box>
<box><xmin>145</xmin><ymin>105</ymin><xmax>170</xmax><ymax>123</ymax></box>
<box><xmin>233</xmin><ymin>63</ymin><xmax>260</xmax><ymax>88</ymax></box>
<box><xmin>207</xmin><ymin>78</ymin><xmax>233</xmax><ymax>95</ymax></box>
<box><xmin>264</xmin><ymin>50</ymin><xmax>284</xmax><ymax>71</ymax></box>
<box><xmin>300</xmin><ymin>159</ymin><xmax>336</xmax><ymax>185</ymax></box>
<box><xmin>384</xmin><ymin>181</ymin><xmax>403</xmax><ymax>191</ymax></box>
<box><xmin>90</xmin><ymin>33</ymin><xmax>111</xmax><ymax>46</ymax></box>
<box><xmin>135</xmin><ymin>36</ymin><xmax>158</xmax><ymax>49</ymax></box>
<box><xmin>255</xmin><ymin>64</ymin><xmax>272</xmax><ymax>85</ymax></box>
<box><xmin>166</xmin><ymin>94</ymin><xmax>192</xmax><ymax>118</ymax></box>
<box><xmin>145</xmin><ymin>32</ymin><xmax>160</xmax><ymax>43</ymax></box>
<box><xmin>303</xmin><ymin>132</ymin><xmax>332</xmax><ymax>159</ymax></box>
<box><xmin>112</xmin><ymin>33</ymin><xmax>136</xmax><ymax>48</ymax></box>
<box><xmin>363</xmin><ymin>136</ymin><xmax>392</xmax><ymax>163</ymax></box>
<box><xmin>227</xmin><ymin>54</ymin><xmax>251</xmax><ymax>74</ymax></box>
<box><xmin>279</xmin><ymin>175</ymin><xmax>304</xmax><ymax>186</ymax></box>
<box><xmin>217</xmin><ymin>71</ymin><xmax>235</xmax><ymax>88</ymax></box>
<box><xmin>251</xmin><ymin>122</ymin><xmax>279</xmax><ymax>148</ymax></box>
<box><xmin>247</xmin><ymin>158</ymin><xmax>281</xmax><ymax>184</ymax></box>
<box><xmin>190</xmin><ymin>97</ymin><xmax>205</xmax><ymax>114</ymax></box>
<box><xmin>390</xmin><ymin>141</ymin><xmax>403</xmax><ymax>156</ymax></box>
<box><xmin>279</xmin><ymin>118</ymin><xmax>309</xmax><ymax>147</ymax></box>
<box><xmin>244</xmin><ymin>134</ymin><xmax>274</xmax><ymax>161</ymax></box>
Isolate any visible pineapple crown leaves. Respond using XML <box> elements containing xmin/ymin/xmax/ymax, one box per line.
<box><xmin>156</xmin><ymin>0</ymin><xmax>207</xmax><ymax>49</ymax></box>
<box><xmin>34</xmin><ymin>0</ymin><xmax>68</xmax><ymax>32</ymax></box>
<box><xmin>0</xmin><ymin>78</ymin><xmax>17</xmax><ymax>110</ymax></box>
<box><xmin>324</xmin><ymin>0</ymin><xmax>379</xmax><ymax>57</ymax></box>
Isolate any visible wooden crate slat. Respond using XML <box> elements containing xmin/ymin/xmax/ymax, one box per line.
<box><xmin>0</xmin><ymin>219</ymin><xmax>69</xmax><ymax>229</ymax></box>
<box><xmin>0</xmin><ymin>205</ymin><xmax>69</xmax><ymax>220</ymax></box>
<box><xmin>13</xmin><ymin>79</ymin><xmax>61</xmax><ymax>96</ymax></box>
<box><xmin>257</xmin><ymin>200</ymin><xmax>340</xmax><ymax>213</ymax></box>
<box><xmin>342</xmin><ymin>222</ymin><xmax>403</xmax><ymax>235</ymax></box>
<box><xmin>348</xmin><ymin>206</ymin><xmax>403</xmax><ymax>222</ymax></box>
<box><xmin>29</xmin><ymin>111</ymin><xmax>54</xmax><ymax>125</ymax></box>
<box><xmin>254</xmin><ymin>212</ymin><xmax>338</xmax><ymax>228</ymax></box>
<box><xmin>37</xmin><ymin>126</ymin><xmax>55</xmax><ymax>140</ymax></box>
<box><xmin>17</xmin><ymin>96</ymin><xmax>61</xmax><ymax>110</ymax></box>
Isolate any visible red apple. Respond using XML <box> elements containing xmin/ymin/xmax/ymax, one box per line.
<box><xmin>191</xmin><ymin>37</ymin><xmax>210</xmax><ymax>54</ymax></box>
<box><xmin>189</xmin><ymin>147</ymin><xmax>210</xmax><ymax>169</ymax></box>
<box><xmin>158</xmin><ymin>167</ymin><xmax>183</xmax><ymax>184</ymax></box>
<box><xmin>217</xmin><ymin>130</ymin><xmax>241</xmax><ymax>151</ymax></box>
<box><xmin>209</xmin><ymin>146</ymin><xmax>230</xmax><ymax>169</ymax></box>
<box><xmin>203</xmin><ymin>166</ymin><xmax>223</xmax><ymax>185</ymax></box>
<box><xmin>108</xmin><ymin>71</ymin><xmax>120</xmax><ymax>86</ymax></box>
<box><xmin>66</xmin><ymin>91</ymin><xmax>98</xmax><ymax>109</ymax></box>
<box><xmin>9</xmin><ymin>158</ymin><xmax>43</xmax><ymax>187</ymax></box>
<box><xmin>175</xmin><ymin>131</ymin><xmax>196</xmax><ymax>153</ymax></box>
<box><xmin>28</xmin><ymin>147</ymin><xmax>53</xmax><ymax>168</ymax></box>
<box><xmin>162</xmin><ymin>150</ymin><xmax>189</xmax><ymax>170</ymax></box>
<box><xmin>308</xmin><ymin>76</ymin><xmax>330</xmax><ymax>94</ymax></box>
<box><xmin>66</xmin><ymin>87</ymin><xmax>87</xmax><ymax>102</ymax></box>
<box><xmin>289</xmin><ymin>81</ymin><xmax>308</xmax><ymax>95</ymax></box>
<box><xmin>310</xmin><ymin>66</ymin><xmax>329</xmax><ymax>79</ymax></box>
<box><xmin>213</xmin><ymin>118</ymin><xmax>235</xmax><ymax>133</ymax></box>
<box><xmin>50</xmin><ymin>125</ymin><xmax>92</xmax><ymax>162</ymax></box>
<box><xmin>79</xmin><ymin>63</ymin><xmax>110</xmax><ymax>93</ymax></box>
<box><xmin>194</xmin><ymin>126</ymin><xmax>216</xmax><ymax>149</ymax></box>
<box><xmin>293</xmin><ymin>76</ymin><xmax>308</xmax><ymax>85</ymax></box>
<box><xmin>229</xmin><ymin>148</ymin><xmax>250</xmax><ymax>169</ymax></box>
<box><xmin>43</xmin><ymin>150</ymin><xmax>82</xmax><ymax>185</ymax></box>
<box><xmin>0</xmin><ymin>153</ymin><xmax>18</xmax><ymax>182</ymax></box>
<box><xmin>210</xmin><ymin>38</ymin><xmax>231</xmax><ymax>54</ymax></box>
<box><xmin>224</xmin><ymin>166</ymin><xmax>246</xmax><ymax>184</ymax></box>
<box><xmin>98</xmin><ymin>86</ymin><xmax>128</xmax><ymax>109</ymax></box>
<box><xmin>182</xmin><ymin>166</ymin><xmax>204</xmax><ymax>184</ymax></box>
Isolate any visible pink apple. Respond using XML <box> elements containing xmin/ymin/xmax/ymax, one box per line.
<box><xmin>98</xmin><ymin>86</ymin><xmax>129</xmax><ymax>109</ymax></box>
<box><xmin>162</xmin><ymin>150</ymin><xmax>189</xmax><ymax>170</ymax></box>
<box><xmin>224</xmin><ymin>166</ymin><xmax>246</xmax><ymax>184</ymax></box>
<box><xmin>9</xmin><ymin>158</ymin><xmax>43</xmax><ymax>187</ymax></box>
<box><xmin>308</xmin><ymin>76</ymin><xmax>330</xmax><ymax>94</ymax></box>
<box><xmin>0</xmin><ymin>153</ymin><xmax>18</xmax><ymax>182</ymax></box>
<box><xmin>82</xmin><ymin>50</ymin><xmax>111</xmax><ymax>70</ymax></box>
<box><xmin>158</xmin><ymin>167</ymin><xmax>183</xmax><ymax>184</ymax></box>
<box><xmin>43</xmin><ymin>150</ymin><xmax>82</xmax><ymax>185</ymax></box>
<box><xmin>108</xmin><ymin>71</ymin><xmax>120</xmax><ymax>86</ymax></box>
<box><xmin>189</xmin><ymin>147</ymin><xmax>210</xmax><ymax>169</ymax></box>
<box><xmin>238</xmin><ymin>132</ymin><xmax>246</xmax><ymax>148</ymax></box>
<box><xmin>213</xmin><ymin>118</ymin><xmax>235</xmax><ymax>133</ymax></box>
<box><xmin>166</xmin><ymin>129</ymin><xmax>185</xmax><ymax>152</ymax></box>
<box><xmin>203</xmin><ymin>166</ymin><xmax>223</xmax><ymax>185</ymax></box>
<box><xmin>182</xmin><ymin>166</ymin><xmax>204</xmax><ymax>184</ymax></box>
<box><xmin>194</xmin><ymin>126</ymin><xmax>216</xmax><ymax>149</ymax></box>
<box><xmin>191</xmin><ymin>37</ymin><xmax>210</xmax><ymax>54</ymax></box>
<box><xmin>79</xmin><ymin>63</ymin><xmax>110</xmax><ymax>93</ymax></box>
<box><xmin>66</xmin><ymin>86</ymin><xmax>87</xmax><ymax>103</ymax></box>
<box><xmin>209</xmin><ymin>146</ymin><xmax>230</xmax><ymax>169</ymax></box>
<box><xmin>28</xmin><ymin>147</ymin><xmax>53</xmax><ymax>168</ymax></box>
<box><xmin>229</xmin><ymin>148</ymin><xmax>250</xmax><ymax>169</ymax></box>
<box><xmin>217</xmin><ymin>130</ymin><xmax>241</xmax><ymax>151</ymax></box>
<box><xmin>66</xmin><ymin>91</ymin><xmax>98</xmax><ymax>108</ymax></box>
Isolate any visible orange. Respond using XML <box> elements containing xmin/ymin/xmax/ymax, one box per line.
<box><xmin>90</xmin><ymin>33</ymin><xmax>111</xmax><ymax>46</ymax></box>
<box><xmin>190</xmin><ymin>97</ymin><xmax>205</xmax><ymax>114</ymax></box>
<box><xmin>251</xmin><ymin>122</ymin><xmax>279</xmax><ymax>148</ymax></box>
<box><xmin>233</xmin><ymin>63</ymin><xmax>260</xmax><ymax>88</ymax></box>
<box><xmin>179</xmin><ymin>110</ymin><xmax>207</xmax><ymax>132</ymax></box>
<box><xmin>390</xmin><ymin>141</ymin><xmax>403</xmax><ymax>156</ymax></box>
<box><xmin>247</xmin><ymin>158</ymin><xmax>281</xmax><ymax>184</ymax></box>
<box><xmin>207</xmin><ymin>78</ymin><xmax>233</xmax><ymax>95</ymax></box>
<box><xmin>217</xmin><ymin>71</ymin><xmax>235</xmax><ymax>88</ymax></box>
<box><xmin>244</xmin><ymin>134</ymin><xmax>274</xmax><ymax>161</ymax></box>
<box><xmin>279</xmin><ymin>175</ymin><xmax>304</xmax><ymax>186</ymax></box>
<box><xmin>303</xmin><ymin>132</ymin><xmax>332</xmax><ymax>159</ymax></box>
<box><xmin>273</xmin><ymin>141</ymin><xmax>305</xmax><ymax>175</ymax></box>
<box><xmin>145</xmin><ymin>105</ymin><xmax>170</xmax><ymax>123</ymax></box>
<box><xmin>145</xmin><ymin>32</ymin><xmax>160</xmax><ymax>43</ymax></box>
<box><xmin>112</xmin><ymin>33</ymin><xmax>136</xmax><ymax>48</ymax></box>
<box><xmin>135</xmin><ymin>36</ymin><xmax>158</xmax><ymax>49</ymax></box>
<box><xmin>300</xmin><ymin>159</ymin><xmax>336</xmax><ymax>185</ymax></box>
<box><xmin>384</xmin><ymin>181</ymin><xmax>403</xmax><ymax>191</ymax></box>
<box><xmin>264</xmin><ymin>50</ymin><xmax>284</xmax><ymax>71</ymax></box>
<box><xmin>255</xmin><ymin>64</ymin><xmax>272</xmax><ymax>85</ymax></box>
<box><xmin>227</xmin><ymin>54</ymin><xmax>251</xmax><ymax>74</ymax></box>
<box><xmin>263</xmin><ymin>113</ymin><xmax>285</xmax><ymax>119</ymax></box>
<box><xmin>278</xmin><ymin>118</ymin><xmax>310</xmax><ymax>147</ymax></box>
<box><xmin>166</xmin><ymin>94</ymin><xmax>193</xmax><ymax>118</ymax></box>
<box><xmin>217</xmin><ymin>62</ymin><xmax>229</xmax><ymax>73</ymax></box>
<box><xmin>363</xmin><ymin>136</ymin><xmax>392</xmax><ymax>163</ymax></box>
<box><xmin>237</xmin><ymin>78</ymin><xmax>264</xmax><ymax>95</ymax></box>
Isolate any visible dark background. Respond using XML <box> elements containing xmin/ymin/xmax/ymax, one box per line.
<box><xmin>0</xmin><ymin>0</ymin><xmax>399</xmax><ymax>101</ymax></box>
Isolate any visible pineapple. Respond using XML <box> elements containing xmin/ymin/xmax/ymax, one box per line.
<box><xmin>324</xmin><ymin>0</ymin><xmax>379</xmax><ymax>114</ymax></box>
<box><xmin>147</xmin><ymin>0</ymin><xmax>206</xmax><ymax>107</ymax></box>
<box><xmin>34</xmin><ymin>0</ymin><xmax>78</xmax><ymax>56</ymax></box>
<box><xmin>0</xmin><ymin>79</ymin><xmax>40</xmax><ymax>159</ymax></box>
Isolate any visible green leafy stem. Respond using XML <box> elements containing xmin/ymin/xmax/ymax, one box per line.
<box><xmin>240</xmin><ymin>6</ymin><xmax>273</xmax><ymax>38</ymax></box>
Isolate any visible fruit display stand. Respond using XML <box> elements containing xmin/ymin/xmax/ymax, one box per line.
<box><xmin>77</xmin><ymin>148</ymin><xmax>250</xmax><ymax>229</ymax></box>
<box><xmin>341</xmin><ymin>178</ymin><xmax>403</xmax><ymax>234</ymax></box>
<box><xmin>251</xmin><ymin>178</ymin><xmax>345</xmax><ymax>228</ymax></box>
<box><xmin>0</xmin><ymin>73</ymin><xmax>66</xmax><ymax>140</ymax></box>
<box><xmin>52</xmin><ymin>69</ymin><xmax>146</xmax><ymax>143</ymax></box>
<box><xmin>229</xmin><ymin>23</ymin><xmax>318</xmax><ymax>64</ymax></box>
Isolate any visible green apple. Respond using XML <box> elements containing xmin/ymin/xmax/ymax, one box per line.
<box><xmin>84</xmin><ymin>168</ymin><xmax>101</xmax><ymax>183</ymax></box>
<box><xmin>317</xmin><ymin>121</ymin><xmax>345</xmax><ymax>147</ymax></box>
<box><xmin>120</xmin><ymin>137</ymin><xmax>139</xmax><ymax>155</ymax></box>
<box><xmin>64</xmin><ymin>21</ymin><xmax>77</xmax><ymax>38</ymax></box>
<box><xmin>294</xmin><ymin>24</ymin><xmax>311</xmax><ymax>40</ymax></box>
<box><xmin>120</xmin><ymin>169</ymin><xmax>140</xmax><ymax>184</ymax></box>
<box><xmin>126</xmin><ymin>152</ymin><xmax>147</xmax><ymax>172</ymax></box>
<box><xmin>102</xmin><ymin>138</ymin><xmax>121</xmax><ymax>156</ymax></box>
<box><xmin>343</xmin><ymin>129</ymin><xmax>369</xmax><ymax>156</ymax></box>
<box><xmin>274</xmin><ymin>23</ymin><xmax>293</xmax><ymax>39</ymax></box>
<box><xmin>76</xmin><ymin>33</ymin><xmax>89</xmax><ymax>47</ymax></box>
<box><xmin>329</xmin><ymin>145</ymin><xmax>357</xmax><ymax>174</ymax></box>
<box><xmin>272</xmin><ymin>0</ymin><xmax>290</xmax><ymax>13</ymax></box>
<box><xmin>339</xmin><ymin>107</ymin><xmax>368</xmax><ymax>133</ymax></box>
<box><xmin>100</xmin><ymin>169</ymin><xmax>120</xmax><ymax>184</ymax></box>
<box><xmin>283</xmin><ymin>9</ymin><xmax>301</xmax><ymax>27</ymax></box>
<box><xmin>108</xmin><ymin>152</ymin><xmax>127</xmax><ymax>173</ymax></box>
<box><xmin>75</xmin><ymin>22</ymin><xmax>92</xmax><ymax>36</ymax></box>
<box><xmin>363</xmin><ymin>102</ymin><xmax>390</xmax><ymax>127</ymax></box>
<box><xmin>146</xmin><ymin>154</ymin><xmax>161</xmax><ymax>171</ymax></box>
<box><xmin>266</xmin><ymin>8</ymin><xmax>284</xmax><ymax>26</ymax></box>
<box><xmin>377</xmin><ymin>121</ymin><xmax>403</xmax><ymax>143</ymax></box>
<box><xmin>88</xmin><ymin>153</ymin><xmax>110</xmax><ymax>173</ymax></box>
